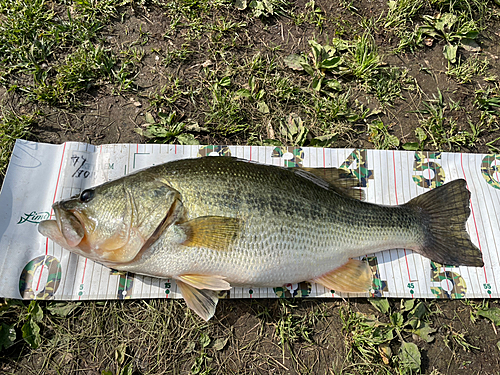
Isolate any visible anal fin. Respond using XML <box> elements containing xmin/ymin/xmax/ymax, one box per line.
<box><xmin>311</xmin><ymin>259</ymin><xmax>372</xmax><ymax>293</ymax></box>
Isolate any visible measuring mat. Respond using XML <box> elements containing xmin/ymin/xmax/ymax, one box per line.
<box><xmin>1</xmin><ymin>140</ymin><xmax>499</xmax><ymax>301</ymax></box>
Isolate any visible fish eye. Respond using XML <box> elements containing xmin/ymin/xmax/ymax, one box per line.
<box><xmin>80</xmin><ymin>189</ymin><xmax>95</xmax><ymax>203</ymax></box>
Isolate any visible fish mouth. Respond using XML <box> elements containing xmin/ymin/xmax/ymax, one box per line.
<box><xmin>38</xmin><ymin>204</ymin><xmax>86</xmax><ymax>250</ymax></box>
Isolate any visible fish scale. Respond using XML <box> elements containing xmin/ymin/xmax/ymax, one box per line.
<box><xmin>39</xmin><ymin>156</ymin><xmax>484</xmax><ymax>320</ymax></box>
<box><xmin>117</xmin><ymin>158</ymin><xmax>427</xmax><ymax>285</ymax></box>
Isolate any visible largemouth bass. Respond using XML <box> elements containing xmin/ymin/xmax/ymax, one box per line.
<box><xmin>38</xmin><ymin>156</ymin><xmax>484</xmax><ymax>320</ymax></box>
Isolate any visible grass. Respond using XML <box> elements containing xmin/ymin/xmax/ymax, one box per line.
<box><xmin>0</xmin><ymin>108</ymin><xmax>37</xmax><ymax>176</ymax></box>
<box><xmin>1</xmin><ymin>0</ymin><xmax>500</xmax><ymax>374</ymax></box>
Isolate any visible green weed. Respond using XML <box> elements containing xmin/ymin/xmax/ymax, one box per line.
<box><xmin>447</xmin><ymin>55</ymin><xmax>489</xmax><ymax>83</ymax></box>
<box><xmin>368</xmin><ymin>120</ymin><xmax>400</xmax><ymax>149</ymax></box>
<box><xmin>369</xmin><ymin>67</ymin><xmax>410</xmax><ymax>105</ymax></box>
<box><xmin>342</xmin><ymin>299</ymin><xmax>435</xmax><ymax>374</ymax></box>
<box><xmin>136</xmin><ymin>111</ymin><xmax>201</xmax><ymax>145</ymax></box>
<box><xmin>384</xmin><ymin>0</ymin><xmax>424</xmax><ymax>29</ymax></box>
<box><xmin>236</xmin><ymin>0</ymin><xmax>290</xmax><ymax>18</ymax></box>
<box><xmin>411</xmin><ymin>89</ymin><xmax>489</xmax><ymax>151</ymax></box>
<box><xmin>0</xmin><ymin>0</ymin><xmax>124</xmax><ymax>102</ymax></box>
<box><xmin>284</xmin><ymin>39</ymin><xmax>344</xmax><ymax>92</ymax></box>
<box><xmin>32</xmin><ymin>42</ymin><xmax>116</xmax><ymax>104</ymax></box>
<box><xmin>0</xmin><ymin>108</ymin><xmax>37</xmax><ymax>176</ymax></box>
<box><xmin>475</xmin><ymin>86</ymin><xmax>500</xmax><ymax>115</ymax></box>
<box><xmin>419</xmin><ymin>13</ymin><xmax>480</xmax><ymax>64</ymax></box>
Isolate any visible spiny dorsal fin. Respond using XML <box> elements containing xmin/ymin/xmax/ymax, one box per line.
<box><xmin>293</xmin><ymin>167</ymin><xmax>365</xmax><ymax>201</ymax></box>
<box><xmin>179</xmin><ymin>216</ymin><xmax>241</xmax><ymax>251</ymax></box>
<box><xmin>311</xmin><ymin>259</ymin><xmax>372</xmax><ymax>293</ymax></box>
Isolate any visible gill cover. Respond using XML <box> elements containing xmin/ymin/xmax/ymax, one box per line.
<box><xmin>39</xmin><ymin>171</ymin><xmax>182</xmax><ymax>266</ymax></box>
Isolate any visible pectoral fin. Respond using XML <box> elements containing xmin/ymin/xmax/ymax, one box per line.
<box><xmin>311</xmin><ymin>259</ymin><xmax>372</xmax><ymax>293</ymax></box>
<box><xmin>175</xmin><ymin>278</ymin><xmax>221</xmax><ymax>321</ymax></box>
<box><xmin>175</xmin><ymin>274</ymin><xmax>231</xmax><ymax>291</ymax></box>
<box><xmin>179</xmin><ymin>216</ymin><xmax>240</xmax><ymax>251</ymax></box>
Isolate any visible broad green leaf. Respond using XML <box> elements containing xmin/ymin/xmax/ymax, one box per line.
<box><xmin>308</xmin><ymin>40</ymin><xmax>323</xmax><ymax>65</ymax></box>
<box><xmin>309</xmin><ymin>134</ymin><xmax>338</xmax><ymax>147</ymax></box>
<box><xmin>116</xmin><ymin>343</ymin><xmax>127</xmax><ymax>365</ymax></box>
<box><xmin>477</xmin><ymin>307</ymin><xmax>500</xmax><ymax>326</ymax></box>
<box><xmin>177</xmin><ymin>133</ymin><xmax>199</xmax><ymax>145</ymax></box>
<box><xmin>386</xmin><ymin>134</ymin><xmax>400</xmax><ymax>148</ymax></box>
<box><xmin>284</xmin><ymin>54</ymin><xmax>305</xmax><ymax>71</ymax></box>
<box><xmin>287</xmin><ymin>113</ymin><xmax>302</xmax><ymax>136</ymax></box>
<box><xmin>27</xmin><ymin>301</ymin><xmax>43</xmax><ymax>323</ymax></box>
<box><xmin>235</xmin><ymin>0</ymin><xmax>247</xmax><ymax>10</ymax></box>
<box><xmin>144</xmin><ymin>112</ymin><xmax>155</xmax><ymax>124</ymax></box>
<box><xmin>295</xmin><ymin>124</ymin><xmax>308</xmax><ymax>146</ymax></box>
<box><xmin>402</xmin><ymin>142</ymin><xmax>419</xmax><ymax>151</ymax></box>
<box><xmin>320</xmin><ymin>56</ymin><xmax>341</xmax><ymax>70</ymax></box>
<box><xmin>412</xmin><ymin>321</ymin><xmax>436</xmax><ymax>343</ymax></box>
<box><xmin>374</xmin><ymin>326</ymin><xmax>394</xmax><ymax>342</ymax></box>
<box><xmin>324</xmin><ymin>79</ymin><xmax>341</xmax><ymax>91</ymax></box>
<box><xmin>399</xmin><ymin>341</ymin><xmax>421</xmax><ymax>371</ymax></box>
<box><xmin>402</xmin><ymin>299</ymin><xmax>415</xmax><ymax>312</ymax></box>
<box><xmin>390</xmin><ymin>312</ymin><xmax>404</xmax><ymax>327</ymax></box>
<box><xmin>0</xmin><ymin>323</ymin><xmax>16</xmax><ymax>351</ymax></box>
<box><xmin>46</xmin><ymin>302</ymin><xmax>80</xmax><ymax>317</ymax></box>
<box><xmin>200</xmin><ymin>332</ymin><xmax>211</xmax><ymax>348</ymax></box>
<box><xmin>311</xmin><ymin>76</ymin><xmax>322</xmax><ymax>91</ymax></box>
<box><xmin>369</xmin><ymin>299</ymin><xmax>390</xmax><ymax>314</ymax></box>
<box><xmin>460</xmin><ymin>38</ymin><xmax>481</xmax><ymax>52</ymax></box>
<box><xmin>235</xmin><ymin>89</ymin><xmax>252</xmax><ymax>99</ymax></box>
<box><xmin>120</xmin><ymin>363</ymin><xmax>133</xmax><ymax>375</ymax></box>
<box><xmin>302</xmin><ymin>62</ymin><xmax>315</xmax><ymax>77</ymax></box>
<box><xmin>408</xmin><ymin>302</ymin><xmax>427</xmax><ymax>320</ymax></box>
<box><xmin>101</xmin><ymin>370</ymin><xmax>113</xmax><ymax>375</ymax></box>
<box><xmin>256</xmin><ymin>101</ymin><xmax>270</xmax><ymax>114</ymax></box>
<box><xmin>22</xmin><ymin>319</ymin><xmax>41</xmax><ymax>349</ymax></box>
<box><xmin>415</xmin><ymin>127</ymin><xmax>427</xmax><ymax>142</ymax></box>
<box><xmin>331</xmin><ymin>38</ymin><xmax>350</xmax><ymax>51</ymax></box>
<box><xmin>212</xmin><ymin>337</ymin><xmax>229</xmax><ymax>351</ymax></box>
<box><xmin>219</xmin><ymin>77</ymin><xmax>231</xmax><ymax>87</ymax></box>
<box><xmin>443</xmin><ymin>43</ymin><xmax>458</xmax><ymax>63</ymax></box>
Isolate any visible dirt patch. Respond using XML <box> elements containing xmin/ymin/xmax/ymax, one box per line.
<box><xmin>1</xmin><ymin>0</ymin><xmax>500</xmax><ymax>374</ymax></box>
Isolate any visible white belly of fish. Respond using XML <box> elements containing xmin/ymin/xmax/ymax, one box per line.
<box><xmin>116</xmin><ymin>214</ymin><xmax>413</xmax><ymax>287</ymax></box>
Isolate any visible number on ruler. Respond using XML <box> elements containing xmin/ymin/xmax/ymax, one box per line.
<box><xmin>339</xmin><ymin>149</ymin><xmax>373</xmax><ymax>187</ymax></box>
<box><xmin>164</xmin><ymin>280</ymin><xmax>171</xmax><ymax>296</ymax></box>
<box><xmin>412</xmin><ymin>152</ymin><xmax>445</xmax><ymax>188</ymax></box>
<box><xmin>483</xmin><ymin>283</ymin><xmax>492</xmax><ymax>295</ymax></box>
<box><xmin>481</xmin><ymin>154</ymin><xmax>500</xmax><ymax>190</ymax></box>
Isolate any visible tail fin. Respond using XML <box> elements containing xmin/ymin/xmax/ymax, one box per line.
<box><xmin>403</xmin><ymin>179</ymin><xmax>484</xmax><ymax>267</ymax></box>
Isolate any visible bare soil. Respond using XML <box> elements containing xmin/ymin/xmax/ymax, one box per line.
<box><xmin>1</xmin><ymin>0</ymin><xmax>500</xmax><ymax>374</ymax></box>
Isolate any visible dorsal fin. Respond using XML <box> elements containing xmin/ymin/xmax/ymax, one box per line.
<box><xmin>293</xmin><ymin>167</ymin><xmax>365</xmax><ymax>201</ymax></box>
